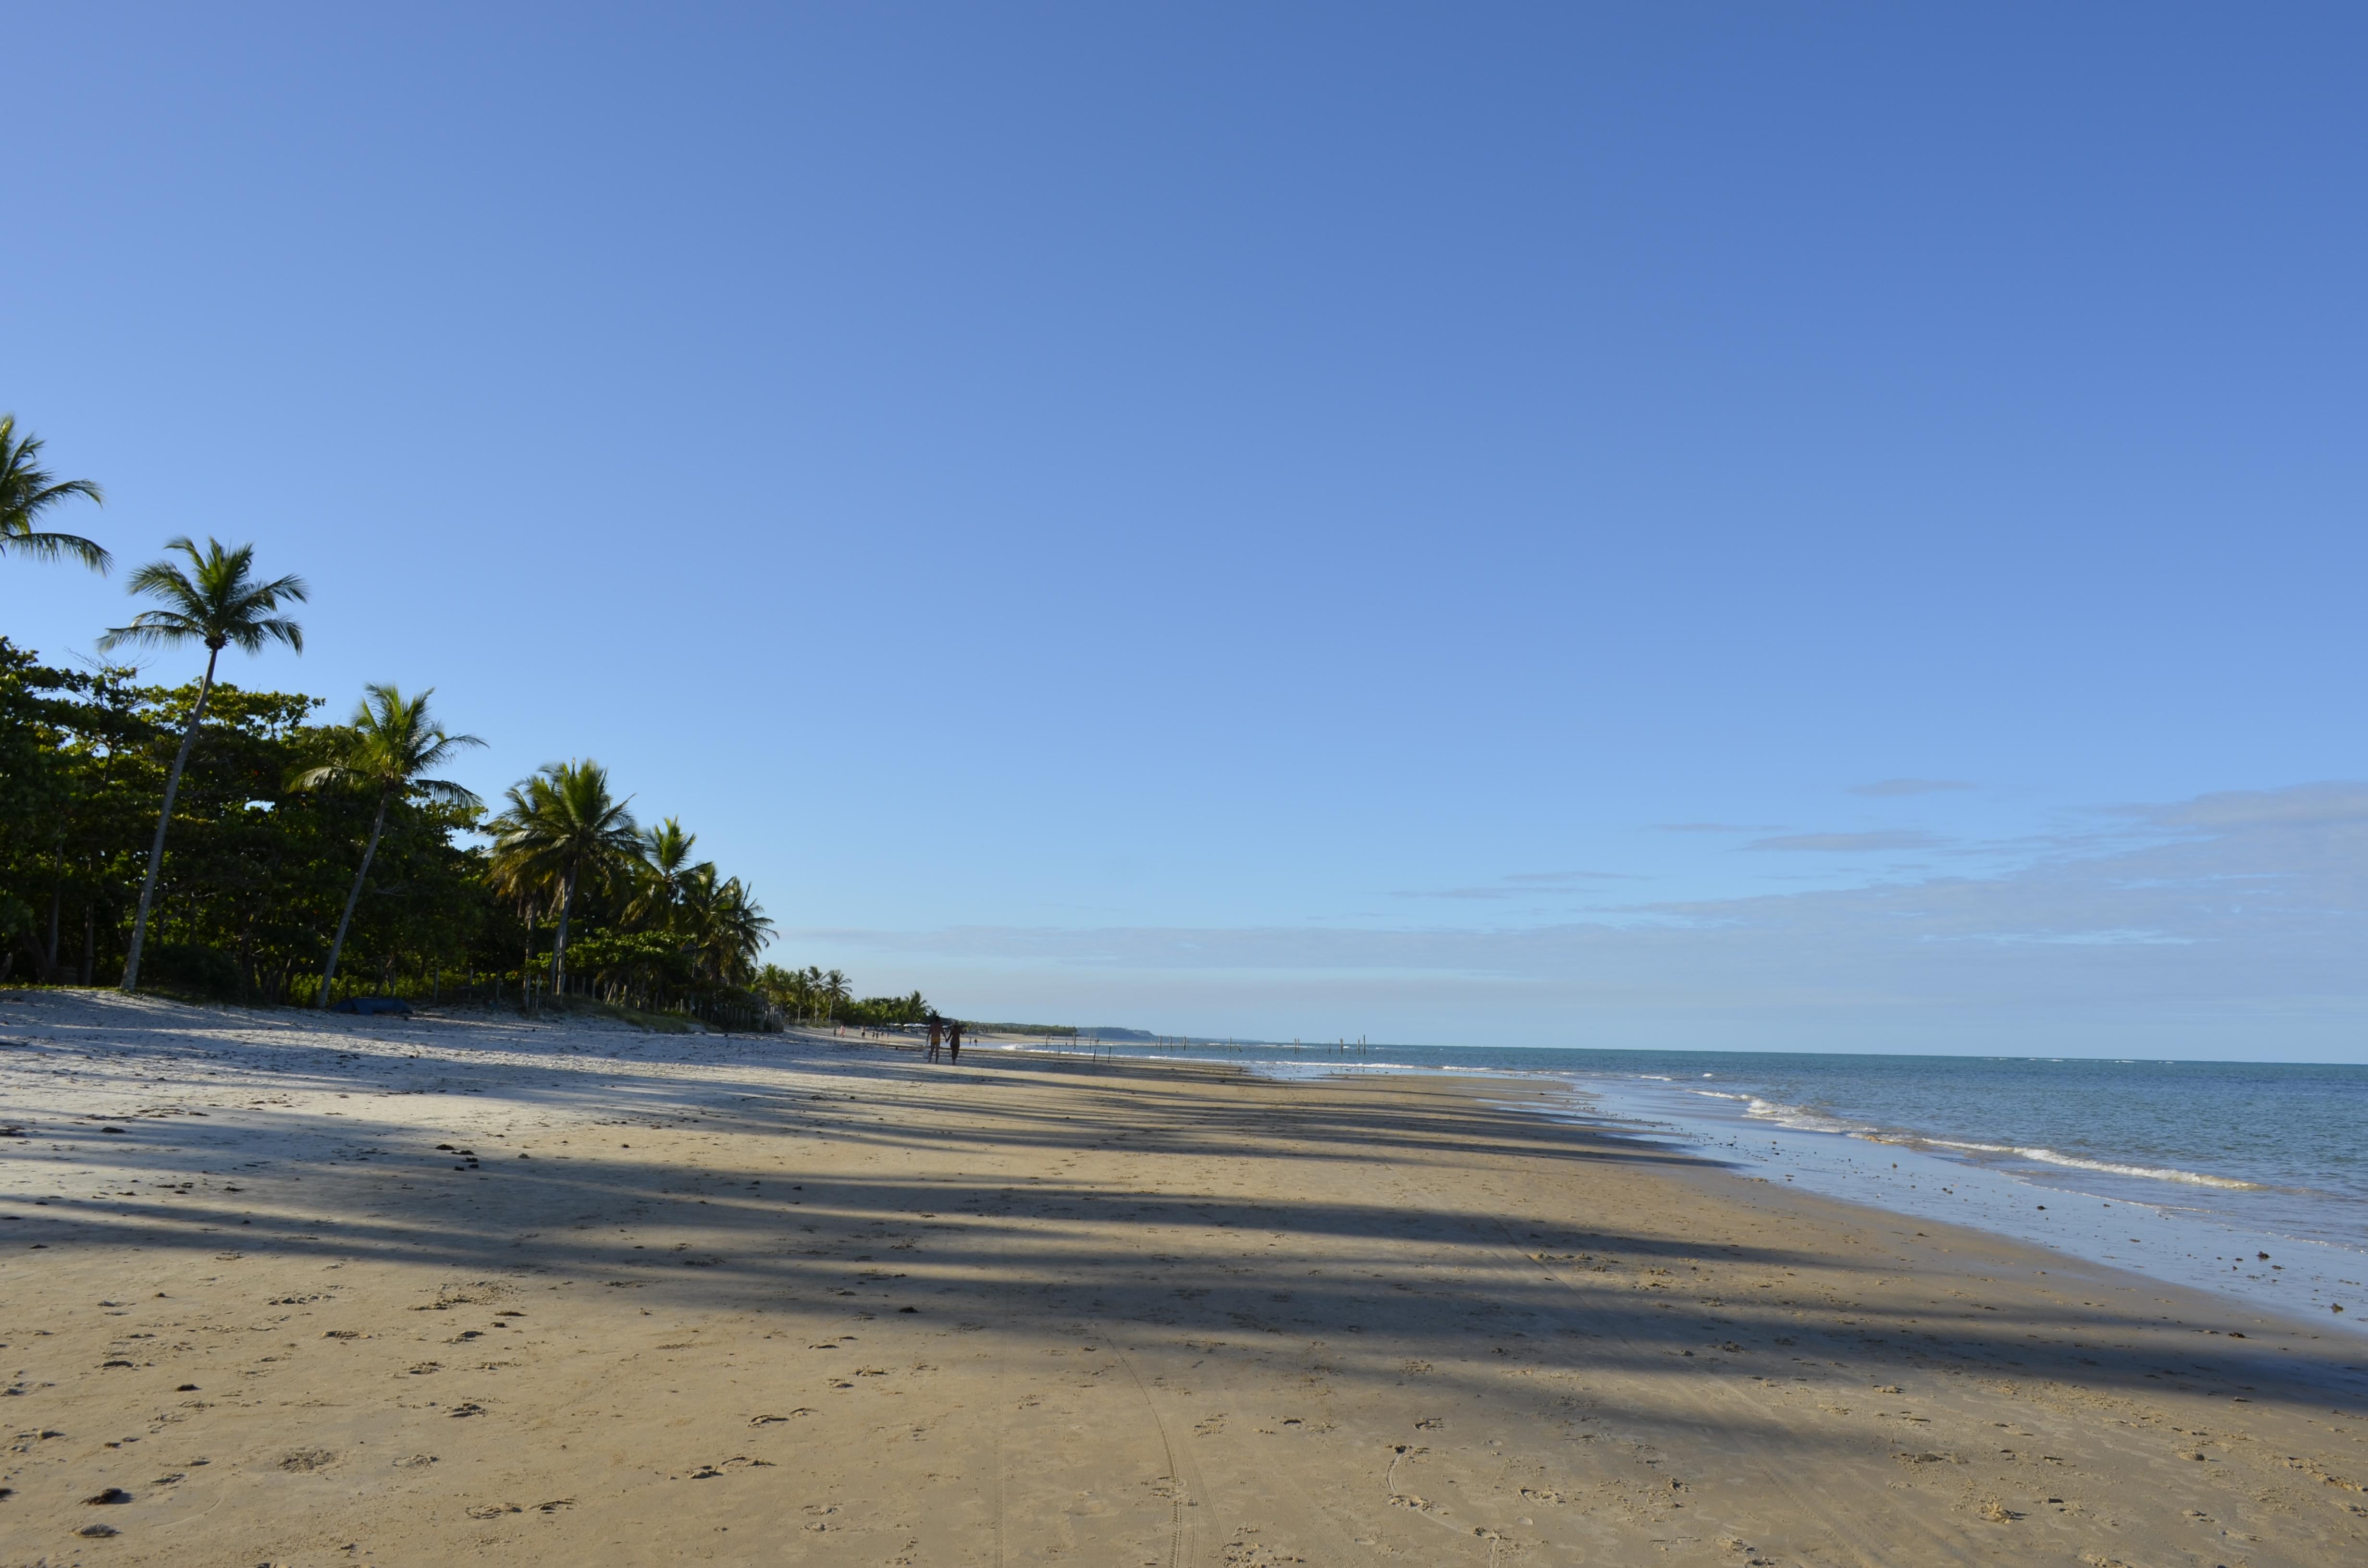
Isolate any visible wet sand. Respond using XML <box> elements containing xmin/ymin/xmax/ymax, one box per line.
<box><xmin>1</xmin><ymin>989</ymin><xmax>2364</xmax><ymax>1566</ymax></box>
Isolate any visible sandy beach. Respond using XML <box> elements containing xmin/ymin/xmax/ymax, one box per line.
<box><xmin>1</xmin><ymin>991</ymin><xmax>2363</xmax><ymax>1567</ymax></box>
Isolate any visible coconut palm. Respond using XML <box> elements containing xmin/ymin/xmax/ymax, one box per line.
<box><xmin>675</xmin><ymin>866</ymin><xmax>774</xmax><ymax>986</ymax></box>
<box><xmin>0</xmin><ymin>415</ymin><xmax>109</xmax><ymax>573</ymax></box>
<box><xmin>291</xmin><ymin>685</ymin><xmax>485</xmax><ymax>1006</ymax></box>
<box><xmin>625</xmin><ymin>816</ymin><xmax>708</xmax><ymax>932</ymax></box>
<box><xmin>97</xmin><ymin>537</ymin><xmax>307</xmax><ymax>990</ymax></box>
<box><xmin>487</xmin><ymin>760</ymin><xmax>640</xmax><ymax>995</ymax></box>
<box><xmin>481</xmin><ymin>824</ymin><xmax>557</xmax><ymax>1003</ymax></box>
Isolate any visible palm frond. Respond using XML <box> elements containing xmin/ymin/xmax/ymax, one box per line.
<box><xmin>0</xmin><ymin>414</ymin><xmax>109</xmax><ymax>574</ymax></box>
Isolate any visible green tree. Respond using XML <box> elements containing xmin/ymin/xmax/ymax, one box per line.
<box><xmin>675</xmin><ymin>865</ymin><xmax>774</xmax><ymax>986</ymax></box>
<box><xmin>291</xmin><ymin>684</ymin><xmax>484</xmax><ymax>1006</ymax></box>
<box><xmin>624</xmin><ymin>816</ymin><xmax>706</xmax><ymax>932</ymax></box>
<box><xmin>487</xmin><ymin>760</ymin><xmax>639</xmax><ymax>995</ymax></box>
<box><xmin>0</xmin><ymin>415</ymin><xmax>109</xmax><ymax>573</ymax></box>
<box><xmin>98</xmin><ymin>537</ymin><xmax>307</xmax><ymax>990</ymax></box>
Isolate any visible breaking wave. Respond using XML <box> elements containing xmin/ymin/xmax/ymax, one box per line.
<box><xmin>1923</xmin><ymin>1139</ymin><xmax>2264</xmax><ymax>1190</ymax></box>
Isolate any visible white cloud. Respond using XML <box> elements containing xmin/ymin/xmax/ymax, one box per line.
<box><xmin>792</xmin><ymin>782</ymin><xmax>2368</xmax><ymax>1059</ymax></box>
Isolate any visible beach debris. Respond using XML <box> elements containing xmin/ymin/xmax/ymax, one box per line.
<box><xmin>279</xmin><ymin>1448</ymin><xmax>335</xmax><ymax>1471</ymax></box>
<box><xmin>1978</xmin><ymin>1499</ymin><xmax>2022</xmax><ymax>1521</ymax></box>
<box><xmin>83</xmin><ymin>1486</ymin><xmax>133</xmax><ymax>1505</ymax></box>
<box><xmin>392</xmin><ymin>1454</ymin><xmax>437</xmax><ymax>1468</ymax></box>
<box><xmin>466</xmin><ymin>1503</ymin><xmax>520</xmax><ymax>1518</ymax></box>
<box><xmin>76</xmin><ymin>1523</ymin><xmax>119</xmax><ymax>1537</ymax></box>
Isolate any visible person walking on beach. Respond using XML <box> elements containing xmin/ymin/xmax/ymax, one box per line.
<box><xmin>925</xmin><ymin>1014</ymin><xmax>943</xmax><ymax>1062</ymax></box>
<box><xmin>947</xmin><ymin>1019</ymin><xmax>962</xmax><ymax>1063</ymax></box>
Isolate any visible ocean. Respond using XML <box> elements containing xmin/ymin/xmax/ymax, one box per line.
<box><xmin>1001</xmin><ymin>1038</ymin><xmax>2368</xmax><ymax>1336</ymax></box>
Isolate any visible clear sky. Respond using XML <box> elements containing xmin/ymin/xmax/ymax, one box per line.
<box><xmin>9</xmin><ymin>4</ymin><xmax>2365</xmax><ymax>1058</ymax></box>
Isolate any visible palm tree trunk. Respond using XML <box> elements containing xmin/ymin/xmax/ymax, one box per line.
<box><xmin>316</xmin><ymin>787</ymin><xmax>392</xmax><ymax>1007</ymax></box>
<box><xmin>518</xmin><ymin>906</ymin><xmax>536</xmax><ymax>1009</ymax></box>
<box><xmin>121</xmin><ymin>645</ymin><xmax>220</xmax><ymax>991</ymax></box>
<box><xmin>549</xmin><ymin>862</ymin><xmax>580</xmax><ymax>994</ymax></box>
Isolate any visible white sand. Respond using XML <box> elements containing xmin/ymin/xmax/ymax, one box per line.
<box><xmin>2</xmin><ymin>989</ymin><xmax>2364</xmax><ymax>1566</ymax></box>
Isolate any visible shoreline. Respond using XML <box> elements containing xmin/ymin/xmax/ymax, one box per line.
<box><xmin>1007</xmin><ymin>1039</ymin><xmax>2368</xmax><ymax>1339</ymax></box>
<box><xmin>3</xmin><ymin>989</ymin><xmax>2365</xmax><ymax>1565</ymax></box>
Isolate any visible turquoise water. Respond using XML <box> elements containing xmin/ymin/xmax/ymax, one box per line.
<box><xmin>1011</xmin><ymin>1040</ymin><xmax>2368</xmax><ymax>1331</ymax></box>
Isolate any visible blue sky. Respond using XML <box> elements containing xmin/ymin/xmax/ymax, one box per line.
<box><xmin>8</xmin><ymin>4</ymin><xmax>2365</xmax><ymax>1057</ymax></box>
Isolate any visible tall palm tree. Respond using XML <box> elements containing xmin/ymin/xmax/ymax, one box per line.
<box><xmin>481</xmin><ymin>810</ymin><xmax>557</xmax><ymax>1002</ymax></box>
<box><xmin>0</xmin><ymin>414</ymin><xmax>109</xmax><ymax>573</ymax></box>
<box><xmin>291</xmin><ymin>685</ymin><xmax>484</xmax><ymax>1007</ymax></box>
<box><xmin>487</xmin><ymin>760</ymin><xmax>640</xmax><ymax>995</ymax></box>
<box><xmin>675</xmin><ymin>866</ymin><xmax>775</xmax><ymax>985</ymax></box>
<box><xmin>625</xmin><ymin>816</ymin><xmax>708</xmax><ymax>932</ymax></box>
<box><xmin>97</xmin><ymin>537</ymin><xmax>307</xmax><ymax>990</ymax></box>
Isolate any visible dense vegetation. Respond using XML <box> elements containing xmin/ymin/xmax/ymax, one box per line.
<box><xmin>0</xmin><ymin>414</ymin><xmax>933</xmax><ymax>1030</ymax></box>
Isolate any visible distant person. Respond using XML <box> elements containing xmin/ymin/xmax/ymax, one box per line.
<box><xmin>947</xmin><ymin>1020</ymin><xmax>962</xmax><ymax>1063</ymax></box>
<box><xmin>926</xmin><ymin>1014</ymin><xmax>943</xmax><ymax>1062</ymax></box>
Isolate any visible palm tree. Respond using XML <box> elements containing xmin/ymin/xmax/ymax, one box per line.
<box><xmin>487</xmin><ymin>760</ymin><xmax>640</xmax><ymax>996</ymax></box>
<box><xmin>481</xmin><ymin>810</ymin><xmax>557</xmax><ymax>1004</ymax></box>
<box><xmin>291</xmin><ymin>685</ymin><xmax>484</xmax><ymax>1007</ymax></box>
<box><xmin>0</xmin><ymin>415</ymin><xmax>109</xmax><ymax>573</ymax></box>
<box><xmin>625</xmin><ymin>817</ymin><xmax>707</xmax><ymax>932</ymax></box>
<box><xmin>676</xmin><ymin>867</ymin><xmax>775</xmax><ymax>986</ymax></box>
<box><xmin>97</xmin><ymin>537</ymin><xmax>306</xmax><ymax>990</ymax></box>
<box><xmin>714</xmin><ymin>878</ymin><xmax>774</xmax><ymax>983</ymax></box>
<box><xmin>822</xmin><ymin>967</ymin><xmax>851</xmax><ymax>1021</ymax></box>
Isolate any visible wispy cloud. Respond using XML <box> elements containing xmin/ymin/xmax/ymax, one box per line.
<box><xmin>790</xmin><ymin>783</ymin><xmax>2368</xmax><ymax>1058</ymax></box>
<box><xmin>1651</xmin><ymin>822</ymin><xmax>1770</xmax><ymax>833</ymax></box>
<box><xmin>1505</xmin><ymin>870</ymin><xmax>1633</xmax><ymax>884</ymax></box>
<box><xmin>1744</xmin><ymin>830</ymin><xmax>1945</xmax><ymax>853</ymax></box>
<box><xmin>1393</xmin><ymin>870</ymin><xmax>1638</xmax><ymax>900</ymax></box>
<box><xmin>1850</xmin><ymin>778</ymin><xmax>1972</xmax><ymax>796</ymax></box>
